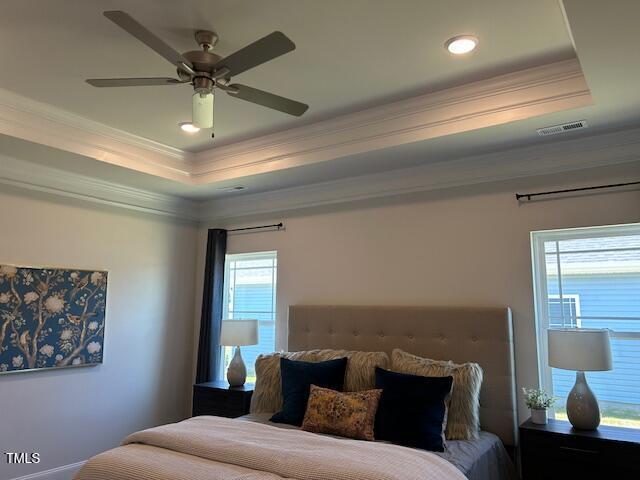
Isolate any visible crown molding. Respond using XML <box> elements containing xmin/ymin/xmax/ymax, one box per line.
<box><xmin>0</xmin><ymin>88</ymin><xmax>193</xmax><ymax>183</ymax></box>
<box><xmin>191</xmin><ymin>59</ymin><xmax>592</xmax><ymax>184</ymax></box>
<box><xmin>2</xmin><ymin>124</ymin><xmax>639</xmax><ymax>224</ymax></box>
<box><xmin>198</xmin><ymin>126</ymin><xmax>640</xmax><ymax>222</ymax></box>
<box><xmin>0</xmin><ymin>153</ymin><xmax>197</xmax><ymax>221</ymax></box>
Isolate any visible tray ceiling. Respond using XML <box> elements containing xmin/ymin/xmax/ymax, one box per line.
<box><xmin>0</xmin><ymin>0</ymin><xmax>573</xmax><ymax>150</ymax></box>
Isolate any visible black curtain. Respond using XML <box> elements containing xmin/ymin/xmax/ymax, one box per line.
<box><xmin>195</xmin><ymin>228</ymin><xmax>227</xmax><ymax>384</ymax></box>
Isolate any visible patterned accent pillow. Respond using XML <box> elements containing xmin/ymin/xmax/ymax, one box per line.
<box><xmin>391</xmin><ymin>349</ymin><xmax>483</xmax><ymax>440</ymax></box>
<box><xmin>251</xmin><ymin>349</ymin><xmax>390</xmax><ymax>413</ymax></box>
<box><xmin>301</xmin><ymin>385</ymin><xmax>382</xmax><ymax>440</ymax></box>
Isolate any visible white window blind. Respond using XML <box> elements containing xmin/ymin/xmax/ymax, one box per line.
<box><xmin>531</xmin><ymin>223</ymin><xmax>640</xmax><ymax>428</ymax></box>
<box><xmin>221</xmin><ymin>251</ymin><xmax>277</xmax><ymax>383</ymax></box>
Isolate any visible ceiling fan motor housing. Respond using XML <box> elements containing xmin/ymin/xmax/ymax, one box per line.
<box><xmin>182</xmin><ymin>50</ymin><xmax>222</xmax><ymax>74</ymax></box>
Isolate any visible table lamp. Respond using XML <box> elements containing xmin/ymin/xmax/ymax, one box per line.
<box><xmin>220</xmin><ymin>319</ymin><xmax>258</xmax><ymax>387</ymax></box>
<box><xmin>547</xmin><ymin>328</ymin><xmax>612</xmax><ymax>430</ymax></box>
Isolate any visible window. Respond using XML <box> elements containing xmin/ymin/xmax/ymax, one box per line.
<box><xmin>221</xmin><ymin>251</ymin><xmax>277</xmax><ymax>383</ymax></box>
<box><xmin>548</xmin><ymin>295</ymin><xmax>582</xmax><ymax>328</ymax></box>
<box><xmin>531</xmin><ymin>223</ymin><xmax>640</xmax><ymax>428</ymax></box>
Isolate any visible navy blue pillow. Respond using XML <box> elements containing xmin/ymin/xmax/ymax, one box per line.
<box><xmin>270</xmin><ymin>357</ymin><xmax>348</xmax><ymax>426</ymax></box>
<box><xmin>374</xmin><ymin>367</ymin><xmax>453</xmax><ymax>452</ymax></box>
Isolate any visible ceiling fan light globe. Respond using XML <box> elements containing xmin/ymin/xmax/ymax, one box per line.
<box><xmin>192</xmin><ymin>91</ymin><xmax>214</xmax><ymax>129</ymax></box>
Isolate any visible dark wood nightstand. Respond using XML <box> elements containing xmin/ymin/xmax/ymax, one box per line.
<box><xmin>520</xmin><ymin>418</ymin><xmax>640</xmax><ymax>479</ymax></box>
<box><xmin>192</xmin><ymin>380</ymin><xmax>254</xmax><ymax>418</ymax></box>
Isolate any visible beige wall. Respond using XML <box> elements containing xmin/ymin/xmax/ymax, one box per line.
<box><xmin>0</xmin><ymin>187</ymin><xmax>197</xmax><ymax>479</ymax></box>
<box><xmin>199</xmin><ymin>162</ymin><xmax>640</xmax><ymax>423</ymax></box>
<box><xmin>2</xmin><ymin>157</ymin><xmax>636</xmax><ymax>478</ymax></box>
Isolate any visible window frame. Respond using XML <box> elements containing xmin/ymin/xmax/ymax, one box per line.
<box><xmin>531</xmin><ymin>222</ymin><xmax>640</xmax><ymax>409</ymax></box>
<box><xmin>219</xmin><ymin>250</ymin><xmax>278</xmax><ymax>380</ymax></box>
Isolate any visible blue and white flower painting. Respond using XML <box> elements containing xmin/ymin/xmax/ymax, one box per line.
<box><xmin>0</xmin><ymin>264</ymin><xmax>107</xmax><ymax>373</ymax></box>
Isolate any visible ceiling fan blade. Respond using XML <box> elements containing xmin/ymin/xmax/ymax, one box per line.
<box><xmin>224</xmin><ymin>84</ymin><xmax>308</xmax><ymax>116</ymax></box>
<box><xmin>214</xmin><ymin>32</ymin><xmax>295</xmax><ymax>78</ymax></box>
<box><xmin>103</xmin><ymin>11</ymin><xmax>193</xmax><ymax>69</ymax></box>
<box><xmin>86</xmin><ymin>77</ymin><xmax>184</xmax><ymax>87</ymax></box>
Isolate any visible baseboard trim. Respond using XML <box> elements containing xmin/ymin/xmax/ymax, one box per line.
<box><xmin>9</xmin><ymin>461</ymin><xmax>85</xmax><ymax>480</ymax></box>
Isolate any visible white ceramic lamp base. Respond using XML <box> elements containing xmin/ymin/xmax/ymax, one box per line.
<box><xmin>567</xmin><ymin>371</ymin><xmax>600</xmax><ymax>430</ymax></box>
<box><xmin>226</xmin><ymin>346</ymin><xmax>247</xmax><ymax>387</ymax></box>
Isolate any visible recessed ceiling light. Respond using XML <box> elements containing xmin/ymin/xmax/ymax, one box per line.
<box><xmin>179</xmin><ymin>122</ymin><xmax>200</xmax><ymax>133</ymax></box>
<box><xmin>445</xmin><ymin>35</ymin><xmax>478</xmax><ymax>55</ymax></box>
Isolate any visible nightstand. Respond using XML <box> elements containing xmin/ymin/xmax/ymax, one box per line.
<box><xmin>192</xmin><ymin>380</ymin><xmax>254</xmax><ymax>418</ymax></box>
<box><xmin>520</xmin><ymin>418</ymin><xmax>640</xmax><ymax>479</ymax></box>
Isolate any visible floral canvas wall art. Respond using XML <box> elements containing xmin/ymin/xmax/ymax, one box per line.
<box><xmin>0</xmin><ymin>264</ymin><xmax>107</xmax><ymax>373</ymax></box>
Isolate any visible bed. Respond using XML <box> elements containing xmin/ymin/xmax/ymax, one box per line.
<box><xmin>239</xmin><ymin>412</ymin><xmax>515</xmax><ymax>480</ymax></box>
<box><xmin>76</xmin><ymin>305</ymin><xmax>518</xmax><ymax>480</ymax></box>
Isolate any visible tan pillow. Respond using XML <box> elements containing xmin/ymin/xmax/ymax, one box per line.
<box><xmin>391</xmin><ymin>349</ymin><xmax>483</xmax><ymax>440</ymax></box>
<box><xmin>302</xmin><ymin>385</ymin><xmax>382</xmax><ymax>440</ymax></box>
<box><xmin>251</xmin><ymin>349</ymin><xmax>389</xmax><ymax>413</ymax></box>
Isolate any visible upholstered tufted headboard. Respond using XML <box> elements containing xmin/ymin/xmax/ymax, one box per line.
<box><xmin>288</xmin><ymin>305</ymin><xmax>517</xmax><ymax>447</ymax></box>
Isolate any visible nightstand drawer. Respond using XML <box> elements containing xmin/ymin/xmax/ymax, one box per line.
<box><xmin>193</xmin><ymin>392</ymin><xmax>248</xmax><ymax>417</ymax></box>
<box><xmin>520</xmin><ymin>419</ymin><xmax>640</xmax><ymax>479</ymax></box>
<box><xmin>192</xmin><ymin>381</ymin><xmax>253</xmax><ymax>418</ymax></box>
<box><xmin>522</xmin><ymin>432</ymin><xmax>602</xmax><ymax>468</ymax></box>
<box><xmin>524</xmin><ymin>429</ymin><xmax>637</xmax><ymax>465</ymax></box>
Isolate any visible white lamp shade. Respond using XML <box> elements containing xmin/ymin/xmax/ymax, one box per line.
<box><xmin>220</xmin><ymin>319</ymin><xmax>258</xmax><ymax>346</ymax></box>
<box><xmin>548</xmin><ymin>328</ymin><xmax>612</xmax><ymax>372</ymax></box>
<box><xmin>192</xmin><ymin>91</ymin><xmax>214</xmax><ymax>128</ymax></box>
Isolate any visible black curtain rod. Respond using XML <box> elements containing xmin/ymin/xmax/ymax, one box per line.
<box><xmin>227</xmin><ymin>222</ymin><xmax>283</xmax><ymax>233</ymax></box>
<box><xmin>516</xmin><ymin>181</ymin><xmax>640</xmax><ymax>201</ymax></box>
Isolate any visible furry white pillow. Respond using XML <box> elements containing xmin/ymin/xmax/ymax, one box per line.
<box><xmin>391</xmin><ymin>348</ymin><xmax>483</xmax><ymax>440</ymax></box>
<box><xmin>251</xmin><ymin>349</ymin><xmax>390</xmax><ymax>414</ymax></box>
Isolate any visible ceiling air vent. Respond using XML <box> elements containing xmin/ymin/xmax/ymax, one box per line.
<box><xmin>537</xmin><ymin>120</ymin><xmax>588</xmax><ymax>137</ymax></box>
<box><xmin>218</xmin><ymin>186</ymin><xmax>246</xmax><ymax>192</ymax></box>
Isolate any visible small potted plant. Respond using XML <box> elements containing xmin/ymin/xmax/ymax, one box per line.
<box><xmin>523</xmin><ymin>387</ymin><xmax>556</xmax><ymax>425</ymax></box>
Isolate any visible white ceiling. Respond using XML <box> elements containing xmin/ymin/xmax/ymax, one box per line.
<box><xmin>0</xmin><ymin>0</ymin><xmax>573</xmax><ymax>150</ymax></box>
<box><xmin>1</xmin><ymin>0</ymin><xmax>640</xmax><ymax>205</ymax></box>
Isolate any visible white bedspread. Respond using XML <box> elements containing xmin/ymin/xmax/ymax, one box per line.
<box><xmin>75</xmin><ymin>415</ymin><xmax>466</xmax><ymax>480</ymax></box>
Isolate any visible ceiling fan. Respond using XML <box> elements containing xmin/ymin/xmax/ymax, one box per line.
<box><xmin>86</xmin><ymin>11</ymin><xmax>309</xmax><ymax>132</ymax></box>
